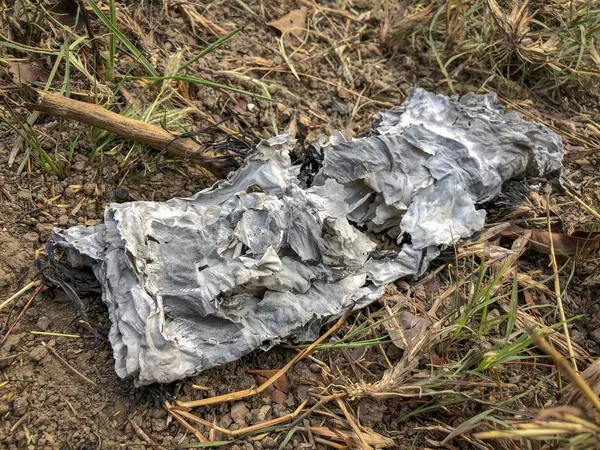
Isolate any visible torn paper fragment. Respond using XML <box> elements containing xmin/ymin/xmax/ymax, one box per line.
<box><xmin>50</xmin><ymin>88</ymin><xmax>564</xmax><ymax>385</ymax></box>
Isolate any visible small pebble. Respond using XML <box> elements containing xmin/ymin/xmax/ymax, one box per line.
<box><xmin>17</xmin><ymin>191</ymin><xmax>32</xmax><ymax>201</ymax></box>
<box><xmin>230</xmin><ymin>402</ymin><xmax>249</xmax><ymax>427</ymax></box>
<box><xmin>83</xmin><ymin>183</ymin><xmax>95</xmax><ymax>196</ymax></box>
<box><xmin>219</xmin><ymin>413</ymin><xmax>232</xmax><ymax>429</ymax></box>
<box><xmin>591</xmin><ymin>328</ymin><xmax>600</xmax><ymax>344</ymax></box>
<box><xmin>36</xmin><ymin>316</ymin><xmax>50</xmax><ymax>331</ymax></box>
<box><xmin>71</xmin><ymin>161</ymin><xmax>86</xmax><ymax>172</ymax></box>
<box><xmin>28</xmin><ymin>345</ymin><xmax>48</xmax><ymax>363</ymax></box>
<box><xmin>272</xmin><ymin>404</ymin><xmax>287</xmax><ymax>417</ymax></box>
<box><xmin>12</xmin><ymin>397</ymin><xmax>29</xmax><ymax>417</ymax></box>
<box><xmin>62</xmin><ymin>187</ymin><xmax>75</xmax><ymax>199</ymax></box>
<box><xmin>252</xmin><ymin>405</ymin><xmax>271</xmax><ymax>423</ymax></box>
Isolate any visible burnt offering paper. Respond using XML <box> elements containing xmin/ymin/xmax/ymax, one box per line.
<box><xmin>52</xmin><ymin>89</ymin><xmax>564</xmax><ymax>385</ymax></box>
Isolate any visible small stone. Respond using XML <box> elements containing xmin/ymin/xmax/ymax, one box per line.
<box><xmin>62</xmin><ymin>187</ymin><xmax>75</xmax><ymax>199</ymax></box>
<box><xmin>591</xmin><ymin>328</ymin><xmax>600</xmax><ymax>344</ymax></box>
<box><xmin>402</xmin><ymin>55</ymin><xmax>416</xmax><ymax>69</ymax></box>
<box><xmin>72</xmin><ymin>175</ymin><xmax>84</xmax><ymax>185</ymax></box>
<box><xmin>83</xmin><ymin>183</ymin><xmax>95</xmax><ymax>196</ymax></box>
<box><xmin>12</xmin><ymin>397</ymin><xmax>29</xmax><ymax>416</ymax></box>
<box><xmin>252</xmin><ymin>405</ymin><xmax>271</xmax><ymax>423</ymax></box>
<box><xmin>149</xmin><ymin>408</ymin><xmax>167</xmax><ymax>419</ymax></box>
<box><xmin>219</xmin><ymin>413</ymin><xmax>233</xmax><ymax>429</ymax></box>
<box><xmin>57</xmin><ymin>215</ymin><xmax>69</xmax><ymax>227</ymax></box>
<box><xmin>261</xmin><ymin>436</ymin><xmax>277</xmax><ymax>448</ymax></box>
<box><xmin>41</xmin><ymin>139</ymin><xmax>54</xmax><ymax>151</ymax></box>
<box><xmin>230</xmin><ymin>402</ymin><xmax>249</xmax><ymax>427</ymax></box>
<box><xmin>272</xmin><ymin>404</ymin><xmax>287</xmax><ymax>417</ymax></box>
<box><xmin>357</xmin><ymin>399</ymin><xmax>385</xmax><ymax>427</ymax></box>
<box><xmin>0</xmin><ymin>268</ymin><xmax>12</xmax><ymax>287</ymax></box>
<box><xmin>309</xmin><ymin>363</ymin><xmax>321</xmax><ymax>374</ymax></box>
<box><xmin>22</xmin><ymin>232</ymin><xmax>39</xmax><ymax>244</ymax></box>
<box><xmin>114</xmin><ymin>189</ymin><xmax>129</xmax><ymax>202</ymax></box>
<box><xmin>71</xmin><ymin>161</ymin><xmax>86</xmax><ymax>172</ymax></box>
<box><xmin>151</xmin><ymin>418</ymin><xmax>167</xmax><ymax>433</ymax></box>
<box><xmin>17</xmin><ymin>191</ymin><xmax>32</xmax><ymax>201</ymax></box>
<box><xmin>508</xmin><ymin>374</ymin><xmax>522</xmax><ymax>384</ymax></box>
<box><xmin>0</xmin><ymin>400</ymin><xmax>9</xmax><ymax>415</ymax></box>
<box><xmin>36</xmin><ymin>316</ymin><xmax>50</xmax><ymax>331</ymax></box>
<box><xmin>28</xmin><ymin>345</ymin><xmax>48</xmax><ymax>363</ymax></box>
<box><xmin>570</xmin><ymin>329</ymin><xmax>586</xmax><ymax>346</ymax></box>
<box><xmin>85</xmin><ymin>204</ymin><xmax>96</xmax><ymax>217</ymax></box>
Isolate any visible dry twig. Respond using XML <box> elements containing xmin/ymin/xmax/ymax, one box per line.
<box><xmin>26</xmin><ymin>91</ymin><xmax>233</xmax><ymax>178</ymax></box>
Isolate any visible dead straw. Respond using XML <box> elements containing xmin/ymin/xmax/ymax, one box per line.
<box><xmin>0</xmin><ymin>283</ymin><xmax>44</xmax><ymax>348</ymax></box>
<box><xmin>545</xmin><ymin>190</ymin><xmax>577</xmax><ymax>371</ymax></box>
<box><xmin>532</xmin><ymin>331</ymin><xmax>600</xmax><ymax>412</ymax></box>
<box><xmin>177</xmin><ymin>311</ymin><xmax>350</xmax><ymax>408</ymax></box>
<box><xmin>0</xmin><ymin>280</ymin><xmax>40</xmax><ymax>312</ymax></box>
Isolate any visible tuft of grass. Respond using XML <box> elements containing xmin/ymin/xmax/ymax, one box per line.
<box><xmin>382</xmin><ymin>0</ymin><xmax>600</xmax><ymax>101</ymax></box>
<box><xmin>1</xmin><ymin>0</ymin><xmax>267</xmax><ymax>175</ymax></box>
<box><xmin>286</xmin><ymin>225</ymin><xmax>594</xmax><ymax>448</ymax></box>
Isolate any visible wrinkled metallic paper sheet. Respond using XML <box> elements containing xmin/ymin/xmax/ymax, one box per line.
<box><xmin>52</xmin><ymin>89</ymin><xmax>564</xmax><ymax>385</ymax></box>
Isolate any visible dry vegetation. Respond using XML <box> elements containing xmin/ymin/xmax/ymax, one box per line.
<box><xmin>2</xmin><ymin>0</ymin><xmax>600</xmax><ymax>449</ymax></box>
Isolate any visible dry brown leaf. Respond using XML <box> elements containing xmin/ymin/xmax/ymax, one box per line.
<box><xmin>254</xmin><ymin>373</ymin><xmax>290</xmax><ymax>405</ymax></box>
<box><xmin>9</xmin><ymin>62</ymin><xmax>49</xmax><ymax>85</ymax></box>
<box><xmin>430</xmin><ymin>353</ymin><xmax>448</xmax><ymax>367</ymax></box>
<box><xmin>382</xmin><ymin>292</ymin><xmax>432</xmax><ymax>350</ymax></box>
<box><xmin>385</xmin><ymin>310</ymin><xmax>431</xmax><ymax>350</ymax></box>
<box><xmin>267</xmin><ymin>8</ymin><xmax>307</xmax><ymax>44</ymax></box>
<box><xmin>501</xmin><ymin>224</ymin><xmax>600</xmax><ymax>257</ymax></box>
<box><xmin>337</xmin><ymin>84</ymin><xmax>352</xmax><ymax>100</ymax></box>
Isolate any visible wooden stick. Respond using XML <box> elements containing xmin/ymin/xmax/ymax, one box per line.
<box><xmin>26</xmin><ymin>91</ymin><xmax>233</xmax><ymax>178</ymax></box>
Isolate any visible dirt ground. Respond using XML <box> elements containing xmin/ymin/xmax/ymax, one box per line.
<box><xmin>2</xmin><ymin>1</ymin><xmax>600</xmax><ymax>449</ymax></box>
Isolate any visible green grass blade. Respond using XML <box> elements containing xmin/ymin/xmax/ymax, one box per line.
<box><xmin>0</xmin><ymin>39</ymin><xmax>59</xmax><ymax>55</ymax></box>
<box><xmin>107</xmin><ymin>0</ymin><xmax>117</xmax><ymax>78</ymax></box>
<box><xmin>83</xmin><ymin>0</ymin><xmax>158</xmax><ymax>76</ymax></box>
<box><xmin>123</xmin><ymin>75</ymin><xmax>274</xmax><ymax>101</ymax></box>
<box><xmin>178</xmin><ymin>28</ymin><xmax>242</xmax><ymax>73</ymax></box>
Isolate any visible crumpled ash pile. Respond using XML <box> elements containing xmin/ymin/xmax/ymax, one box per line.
<box><xmin>52</xmin><ymin>89</ymin><xmax>564</xmax><ymax>385</ymax></box>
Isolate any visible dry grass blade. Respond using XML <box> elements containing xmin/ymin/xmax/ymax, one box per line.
<box><xmin>177</xmin><ymin>312</ymin><xmax>350</xmax><ymax>408</ymax></box>
<box><xmin>171</xmin><ymin>399</ymin><xmax>308</xmax><ymax>437</ymax></box>
<box><xmin>531</xmin><ymin>332</ymin><xmax>600</xmax><ymax>412</ymax></box>
<box><xmin>164</xmin><ymin>401</ymin><xmax>208</xmax><ymax>443</ymax></box>
<box><xmin>475</xmin><ymin>405</ymin><xmax>600</xmax><ymax>441</ymax></box>
<box><xmin>546</xmin><ymin>191</ymin><xmax>577</xmax><ymax>371</ymax></box>
<box><xmin>0</xmin><ymin>283</ymin><xmax>44</xmax><ymax>348</ymax></box>
<box><xmin>564</xmin><ymin>359</ymin><xmax>600</xmax><ymax>410</ymax></box>
<box><xmin>473</xmin><ymin>333</ymin><xmax>600</xmax><ymax>444</ymax></box>
<box><xmin>0</xmin><ymin>280</ymin><xmax>40</xmax><ymax>312</ymax></box>
<box><xmin>335</xmin><ymin>398</ymin><xmax>373</xmax><ymax>450</ymax></box>
<box><xmin>309</xmin><ymin>425</ymin><xmax>395</xmax><ymax>448</ymax></box>
<box><xmin>347</xmin><ymin>313</ymin><xmax>435</xmax><ymax>400</ymax></box>
<box><xmin>129</xmin><ymin>419</ymin><xmax>160</xmax><ymax>448</ymax></box>
<box><xmin>565</xmin><ymin>188</ymin><xmax>600</xmax><ymax>222</ymax></box>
